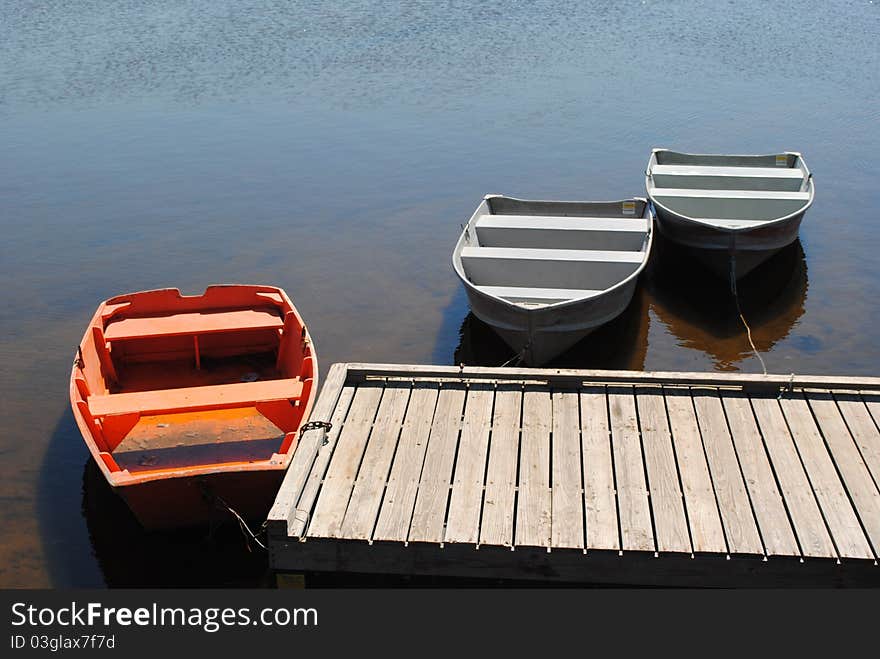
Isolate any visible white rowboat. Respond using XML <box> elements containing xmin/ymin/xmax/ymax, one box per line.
<box><xmin>452</xmin><ymin>195</ymin><xmax>653</xmax><ymax>366</ymax></box>
<box><xmin>645</xmin><ymin>149</ymin><xmax>814</xmax><ymax>280</ymax></box>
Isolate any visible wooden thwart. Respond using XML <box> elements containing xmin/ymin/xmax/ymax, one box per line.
<box><xmin>268</xmin><ymin>364</ymin><xmax>880</xmax><ymax>585</ymax></box>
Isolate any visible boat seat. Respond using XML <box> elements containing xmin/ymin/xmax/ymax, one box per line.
<box><xmin>650</xmin><ymin>165</ymin><xmax>805</xmax><ymax>191</ymax></box>
<box><xmin>461</xmin><ymin>246</ymin><xmax>643</xmax><ymax>290</ymax></box>
<box><xmin>649</xmin><ymin>188</ymin><xmax>811</xmax><ymax>221</ymax></box>
<box><xmin>651</xmin><ymin>165</ymin><xmax>803</xmax><ymax>178</ymax></box>
<box><xmin>461</xmin><ymin>246</ymin><xmax>644</xmax><ymax>262</ymax></box>
<box><xmin>475</xmin><ymin>285</ymin><xmax>603</xmax><ymax>304</ymax></box>
<box><xmin>89</xmin><ymin>378</ymin><xmax>304</xmax><ymax>418</ymax></box>
<box><xmin>475</xmin><ymin>215</ymin><xmax>647</xmax><ymax>251</ymax></box>
<box><xmin>650</xmin><ymin>188</ymin><xmax>810</xmax><ymax>201</ymax></box>
<box><xmin>103</xmin><ymin>308</ymin><xmax>284</xmax><ymax>341</ymax></box>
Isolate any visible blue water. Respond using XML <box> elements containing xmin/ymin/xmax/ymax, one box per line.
<box><xmin>1</xmin><ymin>0</ymin><xmax>878</xmax><ymax>586</ymax></box>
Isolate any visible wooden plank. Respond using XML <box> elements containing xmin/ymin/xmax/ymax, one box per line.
<box><xmin>750</xmin><ymin>396</ymin><xmax>836</xmax><ymax>558</ymax></box>
<box><xmin>635</xmin><ymin>386</ymin><xmax>690</xmax><ymax>554</ymax></box>
<box><xmin>346</xmin><ymin>363</ymin><xmax>880</xmax><ymax>392</ymax></box>
<box><xmin>339</xmin><ymin>383</ymin><xmax>412</xmax><ymax>540</ymax></box>
<box><xmin>515</xmin><ymin>387</ymin><xmax>552</xmax><ymax>548</ymax></box>
<box><xmin>721</xmin><ymin>393</ymin><xmax>799</xmax><ymax>557</ymax></box>
<box><xmin>836</xmin><ymin>393</ymin><xmax>880</xmax><ymax>492</ymax></box>
<box><xmin>866</xmin><ymin>396</ymin><xmax>880</xmax><ymax>429</ymax></box>
<box><xmin>478</xmin><ymin>385</ymin><xmax>522</xmax><ymax>547</ymax></box>
<box><xmin>692</xmin><ymin>388</ymin><xmax>763</xmax><ymax>555</ymax></box>
<box><xmin>407</xmin><ymin>385</ymin><xmax>466</xmax><ymax>543</ymax></box>
<box><xmin>268</xmin><ymin>362</ymin><xmax>347</xmax><ymax>532</ymax></box>
<box><xmin>307</xmin><ymin>384</ymin><xmax>384</xmax><ymax>538</ymax></box>
<box><xmin>89</xmin><ymin>378</ymin><xmax>304</xmax><ymax>417</ymax></box>
<box><xmin>104</xmin><ymin>308</ymin><xmax>283</xmax><ymax>340</ymax></box>
<box><xmin>445</xmin><ymin>384</ymin><xmax>495</xmax><ymax>544</ymax></box>
<box><xmin>663</xmin><ymin>387</ymin><xmax>726</xmax><ymax>553</ymax></box>
<box><xmin>607</xmin><ymin>386</ymin><xmax>654</xmax><ymax>552</ymax></box>
<box><xmin>780</xmin><ymin>394</ymin><xmax>873</xmax><ymax>559</ymax></box>
<box><xmin>372</xmin><ymin>384</ymin><xmax>440</xmax><ymax>542</ymax></box>
<box><xmin>551</xmin><ymin>390</ymin><xmax>584</xmax><ymax>549</ymax></box>
<box><xmin>806</xmin><ymin>391</ymin><xmax>880</xmax><ymax>556</ymax></box>
<box><xmin>286</xmin><ymin>386</ymin><xmax>355</xmax><ymax>537</ymax></box>
<box><xmin>580</xmin><ymin>386</ymin><xmax>619</xmax><ymax>551</ymax></box>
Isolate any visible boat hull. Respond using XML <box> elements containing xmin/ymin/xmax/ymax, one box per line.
<box><xmin>115</xmin><ymin>468</ymin><xmax>284</xmax><ymax>530</ymax></box>
<box><xmin>464</xmin><ymin>278</ymin><xmax>639</xmax><ymax>365</ymax></box>
<box><xmin>653</xmin><ymin>204</ymin><xmax>805</xmax><ymax>280</ymax></box>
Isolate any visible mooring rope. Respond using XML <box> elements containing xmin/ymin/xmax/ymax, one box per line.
<box><xmin>198</xmin><ymin>480</ymin><xmax>267</xmax><ymax>552</ymax></box>
<box><xmin>500</xmin><ymin>337</ymin><xmax>532</xmax><ymax>368</ymax></box>
<box><xmin>217</xmin><ymin>496</ymin><xmax>267</xmax><ymax>552</ymax></box>
<box><xmin>729</xmin><ymin>245</ymin><xmax>768</xmax><ymax>376</ymax></box>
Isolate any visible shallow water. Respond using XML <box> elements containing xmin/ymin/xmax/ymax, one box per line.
<box><xmin>1</xmin><ymin>1</ymin><xmax>878</xmax><ymax>587</ymax></box>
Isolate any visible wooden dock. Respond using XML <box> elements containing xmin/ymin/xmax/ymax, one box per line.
<box><xmin>267</xmin><ymin>363</ymin><xmax>880</xmax><ymax>586</ymax></box>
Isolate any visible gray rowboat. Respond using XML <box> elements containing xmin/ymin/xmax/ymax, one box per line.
<box><xmin>645</xmin><ymin>148</ymin><xmax>814</xmax><ymax>280</ymax></box>
<box><xmin>452</xmin><ymin>195</ymin><xmax>653</xmax><ymax>366</ymax></box>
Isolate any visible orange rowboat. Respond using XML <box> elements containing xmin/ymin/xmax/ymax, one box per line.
<box><xmin>69</xmin><ymin>285</ymin><xmax>317</xmax><ymax>530</ymax></box>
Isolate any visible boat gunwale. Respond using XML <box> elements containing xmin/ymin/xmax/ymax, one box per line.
<box><xmin>645</xmin><ymin>148</ymin><xmax>815</xmax><ymax>233</ymax></box>
<box><xmin>69</xmin><ymin>284</ymin><xmax>318</xmax><ymax>488</ymax></box>
<box><xmin>452</xmin><ymin>194</ymin><xmax>654</xmax><ymax>313</ymax></box>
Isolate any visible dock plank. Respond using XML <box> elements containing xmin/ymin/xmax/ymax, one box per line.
<box><xmin>407</xmin><ymin>385</ymin><xmax>466</xmax><ymax>543</ymax></box>
<box><xmin>307</xmin><ymin>384</ymin><xmax>384</xmax><ymax>538</ymax></box>
<box><xmin>692</xmin><ymin>389</ymin><xmax>763</xmax><ymax>555</ymax></box>
<box><xmin>479</xmin><ymin>385</ymin><xmax>522</xmax><ymax>547</ymax></box>
<box><xmin>805</xmin><ymin>391</ymin><xmax>880</xmax><ymax>557</ymax></box>
<box><xmin>750</xmin><ymin>396</ymin><xmax>835</xmax><ymax>558</ymax></box>
<box><xmin>339</xmin><ymin>383</ymin><xmax>411</xmax><ymax>539</ymax></box>
<box><xmin>444</xmin><ymin>384</ymin><xmax>495</xmax><ymax>544</ymax></box>
<box><xmin>608</xmin><ymin>386</ymin><xmax>653</xmax><ymax>552</ymax></box>
<box><xmin>780</xmin><ymin>394</ymin><xmax>873</xmax><ymax>559</ymax></box>
<box><xmin>635</xmin><ymin>386</ymin><xmax>690</xmax><ymax>554</ymax></box>
<box><xmin>836</xmin><ymin>393</ymin><xmax>880</xmax><ymax>493</ymax></box>
<box><xmin>371</xmin><ymin>384</ymin><xmax>441</xmax><ymax>542</ymax></box>
<box><xmin>551</xmin><ymin>391</ymin><xmax>584</xmax><ymax>549</ymax></box>
<box><xmin>515</xmin><ymin>388</ymin><xmax>552</xmax><ymax>548</ymax></box>
<box><xmin>580</xmin><ymin>387</ymin><xmax>619</xmax><ymax>551</ymax></box>
<box><xmin>268</xmin><ymin>361</ymin><xmax>348</xmax><ymax>535</ymax></box>
<box><xmin>288</xmin><ymin>385</ymin><xmax>356</xmax><ymax>537</ymax></box>
<box><xmin>721</xmin><ymin>393</ymin><xmax>799</xmax><ymax>557</ymax></box>
<box><xmin>663</xmin><ymin>387</ymin><xmax>726</xmax><ymax>553</ymax></box>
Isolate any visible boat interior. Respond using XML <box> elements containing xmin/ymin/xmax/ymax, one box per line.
<box><xmin>647</xmin><ymin>150</ymin><xmax>813</xmax><ymax>224</ymax></box>
<box><xmin>71</xmin><ymin>286</ymin><xmax>315</xmax><ymax>475</ymax></box>
<box><xmin>456</xmin><ymin>196</ymin><xmax>651</xmax><ymax>308</ymax></box>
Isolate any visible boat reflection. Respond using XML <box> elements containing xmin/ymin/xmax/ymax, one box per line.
<box><xmin>645</xmin><ymin>234</ymin><xmax>808</xmax><ymax>370</ymax></box>
<box><xmin>81</xmin><ymin>458</ymin><xmax>269</xmax><ymax>587</ymax></box>
<box><xmin>454</xmin><ymin>284</ymin><xmax>650</xmax><ymax>370</ymax></box>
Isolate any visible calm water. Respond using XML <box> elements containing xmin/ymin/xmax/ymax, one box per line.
<box><xmin>1</xmin><ymin>1</ymin><xmax>878</xmax><ymax>587</ymax></box>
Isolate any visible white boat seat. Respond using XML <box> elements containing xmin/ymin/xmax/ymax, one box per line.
<box><xmin>475</xmin><ymin>214</ymin><xmax>647</xmax><ymax>251</ymax></box>
<box><xmin>650</xmin><ymin>165</ymin><xmax>803</xmax><ymax>179</ymax></box>
<box><xmin>475</xmin><ymin>285</ymin><xmax>603</xmax><ymax>305</ymax></box>
<box><xmin>475</xmin><ymin>215</ymin><xmax>647</xmax><ymax>231</ymax></box>
<box><xmin>650</xmin><ymin>188</ymin><xmax>811</xmax><ymax>221</ymax></box>
<box><xmin>650</xmin><ymin>165</ymin><xmax>805</xmax><ymax>191</ymax></box>
<box><xmin>460</xmin><ymin>246</ymin><xmax>644</xmax><ymax>290</ymax></box>
<box><xmin>650</xmin><ymin>188</ymin><xmax>810</xmax><ymax>200</ymax></box>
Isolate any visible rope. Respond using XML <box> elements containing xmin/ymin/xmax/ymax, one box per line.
<box><xmin>500</xmin><ymin>337</ymin><xmax>532</xmax><ymax>367</ymax></box>
<box><xmin>218</xmin><ymin>496</ymin><xmax>267</xmax><ymax>552</ymax></box>
<box><xmin>198</xmin><ymin>481</ymin><xmax>266</xmax><ymax>552</ymax></box>
<box><xmin>729</xmin><ymin>245</ymin><xmax>768</xmax><ymax>376</ymax></box>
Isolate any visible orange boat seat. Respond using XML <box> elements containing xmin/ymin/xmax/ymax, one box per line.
<box><xmin>88</xmin><ymin>378</ymin><xmax>306</xmax><ymax>451</ymax></box>
<box><xmin>103</xmin><ymin>309</ymin><xmax>284</xmax><ymax>341</ymax></box>
<box><xmin>89</xmin><ymin>378</ymin><xmax>303</xmax><ymax>418</ymax></box>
